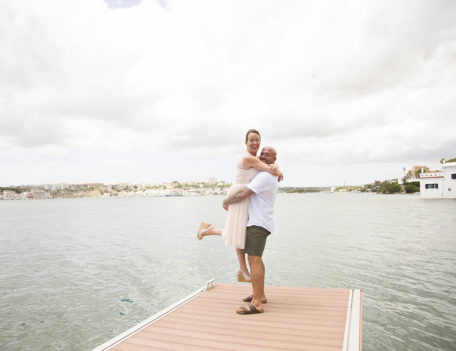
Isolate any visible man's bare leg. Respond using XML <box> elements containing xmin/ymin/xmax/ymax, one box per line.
<box><xmin>253</xmin><ymin>255</ymin><xmax>266</xmax><ymax>304</ymax></box>
<box><xmin>262</xmin><ymin>259</ymin><xmax>265</xmax><ymax>290</ymax></box>
<box><xmin>241</xmin><ymin>250</ymin><xmax>268</xmax><ymax>302</ymax></box>
<box><xmin>236</xmin><ymin>254</ymin><xmax>265</xmax><ymax>313</ymax></box>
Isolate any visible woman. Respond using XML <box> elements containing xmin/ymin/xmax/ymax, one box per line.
<box><xmin>197</xmin><ymin>129</ymin><xmax>282</xmax><ymax>282</ymax></box>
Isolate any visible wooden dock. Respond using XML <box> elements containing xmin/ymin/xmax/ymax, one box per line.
<box><xmin>93</xmin><ymin>280</ymin><xmax>362</xmax><ymax>351</ymax></box>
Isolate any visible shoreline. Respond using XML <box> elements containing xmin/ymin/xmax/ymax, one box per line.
<box><xmin>0</xmin><ymin>191</ymin><xmax>423</xmax><ymax>201</ymax></box>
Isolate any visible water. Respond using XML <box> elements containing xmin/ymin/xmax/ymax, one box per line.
<box><xmin>1</xmin><ymin>193</ymin><xmax>455</xmax><ymax>350</ymax></box>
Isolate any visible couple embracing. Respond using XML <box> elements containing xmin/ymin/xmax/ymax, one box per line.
<box><xmin>197</xmin><ymin>129</ymin><xmax>282</xmax><ymax>315</ymax></box>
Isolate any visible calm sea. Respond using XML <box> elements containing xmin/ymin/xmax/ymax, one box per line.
<box><xmin>1</xmin><ymin>194</ymin><xmax>455</xmax><ymax>350</ymax></box>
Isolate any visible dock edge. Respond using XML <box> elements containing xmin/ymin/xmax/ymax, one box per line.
<box><xmin>92</xmin><ymin>278</ymin><xmax>217</xmax><ymax>351</ymax></box>
<box><xmin>342</xmin><ymin>289</ymin><xmax>362</xmax><ymax>351</ymax></box>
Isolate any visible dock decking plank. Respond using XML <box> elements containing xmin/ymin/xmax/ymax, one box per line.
<box><xmin>102</xmin><ymin>283</ymin><xmax>361</xmax><ymax>351</ymax></box>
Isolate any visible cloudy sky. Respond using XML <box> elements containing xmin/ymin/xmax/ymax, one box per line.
<box><xmin>1</xmin><ymin>0</ymin><xmax>455</xmax><ymax>187</ymax></box>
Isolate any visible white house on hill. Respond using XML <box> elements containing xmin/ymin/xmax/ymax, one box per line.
<box><xmin>419</xmin><ymin>162</ymin><xmax>456</xmax><ymax>199</ymax></box>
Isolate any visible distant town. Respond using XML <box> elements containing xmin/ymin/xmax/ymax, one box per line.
<box><xmin>1</xmin><ymin>159</ymin><xmax>455</xmax><ymax>200</ymax></box>
<box><xmin>0</xmin><ymin>177</ymin><xmax>333</xmax><ymax>200</ymax></box>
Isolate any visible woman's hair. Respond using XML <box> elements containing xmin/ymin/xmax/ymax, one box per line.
<box><xmin>245</xmin><ymin>129</ymin><xmax>261</xmax><ymax>142</ymax></box>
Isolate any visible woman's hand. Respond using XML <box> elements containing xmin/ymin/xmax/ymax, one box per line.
<box><xmin>269</xmin><ymin>164</ymin><xmax>279</xmax><ymax>173</ymax></box>
<box><xmin>269</xmin><ymin>164</ymin><xmax>283</xmax><ymax>181</ymax></box>
<box><xmin>277</xmin><ymin>171</ymin><xmax>284</xmax><ymax>182</ymax></box>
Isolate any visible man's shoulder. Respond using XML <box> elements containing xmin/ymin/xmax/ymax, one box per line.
<box><xmin>255</xmin><ymin>170</ymin><xmax>276</xmax><ymax>178</ymax></box>
<box><xmin>253</xmin><ymin>171</ymin><xmax>278</xmax><ymax>186</ymax></box>
<box><xmin>261</xmin><ymin>171</ymin><xmax>278</xmax><ymax>180</ymax></box>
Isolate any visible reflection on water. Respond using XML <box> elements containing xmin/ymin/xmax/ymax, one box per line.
<box><xmin>0</xmin><ymin>194</ymin><xmax>455</xmax><ymax>350</ymax></box>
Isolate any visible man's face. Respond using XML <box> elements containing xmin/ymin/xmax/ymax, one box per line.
<box><xmin>259</xmin><ymin>147</ymin><xmax>276</xmax><ymax>165</ymax></box>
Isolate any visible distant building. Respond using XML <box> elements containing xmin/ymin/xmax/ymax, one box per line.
<box><xmin>32</xmin><ymin>190</ymin><xmax>51</xmax><ymax>199</ymax></box>
<box><xmin>408</xmin><ymin>165</ymin><xmax>430</xmax><ymax>180</ymax></box>
<box><xmin>206</xmin><ymin>177</ymin><xmax>218</xmax><ymax>184</ymax></box>
<box><xmin>411</xmin><ymin>165</ymin><xmax>429</xmax><ymax>173</ymax></box>
<box><xmin>21</xmin><ymin>192</ymin><xmax>33</xmax><ymax>199</ymax></box>
<box><xmin>83</xmin><ymin>183</ymin><xmax>104</xmax><ymax>188</ymax></box>
<box><xmin>419</xmin><ymin>162</ymin><xmax>456</xmax><ymax>199</ymax></box>
<box><xmin>40</xmin><ymin>183</ymin><xmax>63</xmax><ymax>191</ymax></box>
<box><xmin>2</xmin><ymin>190</ymin><xmax>20</xmax><ymax>200</ymax></box>
<box><xmin>53</xmin><ymin>184</ymin><xmax>63</xmax><ymax>191</ymax></box>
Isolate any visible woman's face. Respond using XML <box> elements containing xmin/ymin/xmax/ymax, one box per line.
<box><xmin>245</xmin><ymin>132</ymin><xmax>261</xmax><ymax>156</ymax></box>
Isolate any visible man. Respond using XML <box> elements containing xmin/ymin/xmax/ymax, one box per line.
<box><xmin>223</xmin><ymin>146</ymin><xmax>279</xmax><ymax>314</ymax></box>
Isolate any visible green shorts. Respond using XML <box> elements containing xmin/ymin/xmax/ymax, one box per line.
<box><xmin>244</xmin><ymin>225</ymin><xmax>270</xmax><ymax>257</ymax></box>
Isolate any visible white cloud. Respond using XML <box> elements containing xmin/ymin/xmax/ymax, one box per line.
<box><xmin>1</xmin><ymin>0</ymin><xmax>456</xmax><ymax>186</ymax></box>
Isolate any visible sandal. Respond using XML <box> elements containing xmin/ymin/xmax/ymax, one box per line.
<box><xmin>237</xmin><ymin>270</ymin><xmax>251</xmax><ymax>282</ymax></box>
<box><xmin>236</xmin><ymin>304</ymin><xmax>264</xmax><ymax>315</ymax></box>
<box><xmin>197</xmin><ymin>222</ymin><xmax>214</xmax><ymax>240</ymax></box>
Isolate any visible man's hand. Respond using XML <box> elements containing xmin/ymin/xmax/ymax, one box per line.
<box><xmin>222</xmin><ymin>186</ymin><xmax>254</xmax><ymax>210</ymax></box>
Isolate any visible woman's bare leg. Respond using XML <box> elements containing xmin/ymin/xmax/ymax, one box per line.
<box><xmin>197</xmin><ymin>222</ymin><xmax>222</xmax><ymax>239</ymax></box>
<box><xmin>202</xmin><ymin>227</ymin><xmax>222</xmax><ymax>237</ymax></box>
<box><xmin>236</xmin><ymin>248</ymin><xmax>250</xmax><ymax>279</ymax></box>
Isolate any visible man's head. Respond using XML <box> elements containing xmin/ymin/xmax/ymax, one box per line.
<box><xmin>259</xmin><ymin>146</ymin><xmax>277</xmax><ymax>165</ymax></box>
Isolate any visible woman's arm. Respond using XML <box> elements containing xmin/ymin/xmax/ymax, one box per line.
<box><xmin>243</xmin><ymin>154</ymin><xmax>283</xmax><ymax>180</ymax></box>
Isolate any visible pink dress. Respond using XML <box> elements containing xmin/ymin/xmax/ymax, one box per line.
<box><xmin>223</xmin><ymin>154</ymin><xmax>258</xmax><ymax>249</ymax></box>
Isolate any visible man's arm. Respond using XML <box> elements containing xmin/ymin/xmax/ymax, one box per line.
<box><xmin>223</xmin><ymin>186</ymin><xmax>254</xmax><ymax>211</ymax></box>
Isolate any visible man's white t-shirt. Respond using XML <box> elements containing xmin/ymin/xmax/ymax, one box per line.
<box><xmin>246</xmin><ymin>171</ymin><xmax>278</xmax><ymax>233</ymax></box>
